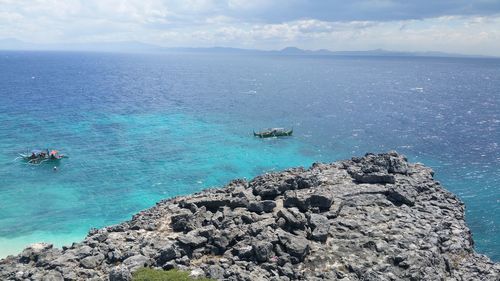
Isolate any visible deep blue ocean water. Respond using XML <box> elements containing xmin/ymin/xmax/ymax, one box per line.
<box><xmin>0</xmin><ymin>51</ymin><xmax>498</xmax><ymax>261</ymax></box>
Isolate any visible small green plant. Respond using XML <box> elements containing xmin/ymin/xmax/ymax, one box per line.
<box><xmin>132</xmin><ymin>268</ymin><xmax>216</xmax><ymax>281</ymax></box>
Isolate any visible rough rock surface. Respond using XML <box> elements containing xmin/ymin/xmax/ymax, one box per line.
<box><xmin>1</xmin><ymin>152</ymin><xmax>498</xmax><ymax>280</ymax></box>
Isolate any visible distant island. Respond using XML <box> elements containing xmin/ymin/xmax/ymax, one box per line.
<box><xmin>0</xmin><ymin>38</ymin><xmax>495</xmax><ymax>59</ymax></box>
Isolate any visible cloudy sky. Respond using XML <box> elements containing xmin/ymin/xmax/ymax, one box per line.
<box><xmin>1</xmin><ymin>0</ymin><xmax>500</xmax><ymax>55</ymax></box>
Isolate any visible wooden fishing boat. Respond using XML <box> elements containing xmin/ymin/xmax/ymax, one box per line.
<box><xmin>253</xmin><ymin>128</ymin><xmax>293</xmax><ymax>138</ymax></box>
<box><xmin>19</xmin><ymin>149</ymin><xmax>68</xmax><ymax>164</ymax></box>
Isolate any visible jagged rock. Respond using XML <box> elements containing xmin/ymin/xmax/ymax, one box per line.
<box><xmin>206</xmin><ymin>264</ymin><xmax>225</xmax><ymax>279</ymax></box>
<box><xmin>122</xmin><ymin>255</ymin><xmax>151</xmax><ymax>272</ymax></box>
<box><xmin>386</xmin><ymin>184</ymin><xmax>417</xmax><ymax>206</ymax></box>
<box><xmin>211</xmin><ymin>232</ymin><xmax>230</xmax><ymax>254</ymax></box>
<box><xmin>177</xmin><ymin>231</ymin><xmax>208</xmax><ymax>248</ymax></box>
<box><xmin>19</xmin><ymin>243</ymin><xmax>54</xmax><ymax>264</ymax></box>
<box><xmin>284</xmin><ymin>190</ymin><xmax>333</xmax><ymax>211</ymax></box>
<box><xmin>250</xmin><ymin>170</ymin><xmax>303</xmax><ymax>199</ymax></box>
<box><xmin>253</xmin><ymin>241</ymin><xmax>274</xmax><ymax>262</ymax></box>
<box><xmin>107</xmin><ymin>249</ymin><xmax>124</xmax><ymax>262</ymax></box>
<box><xmin>277</xmin><ymin>208</ymin><xmax>307</xmax><ymax>229</ymax></box>
<box><xmin>188</xmin><ymin>194</ymin><xmax>231</xmax><ymax>211</ymax></box>
<box><xmin>229</xmin><ymin>197</ymin><xmax>249</xmax><ymax>208</ymax></box>
<box><xmin>107</xmin><ymin>223</ymin><xmax>128</xmax><ymax>232</ymax></box>
<box><xmin>41</xmin><ymin>271</ymin><xmax>64</xmax><ymax>281</ymax></box>
<box><xmin>308</xmin><ymin>214</ymin><xmax>330</xmax><ymax>242</ymax></box>
<box><xmin>351</xmin><ymin>172</ymin><xmax>396</xmax><ymax>184</ymax></box>
<box><xmin>80</xmin><ymin>254</ymin><xmax>104</xmax><ymax>269</ymax></box>
<box><xmin>248</xmin><ymin>200</ymin><xmax>276</xmax><ymax>213</ymax></box>
<box><xmin>233</xmin><ymin>243</ymin><xmax>254</xmax><ymax>260</ymax></box>
<box><xmin>109</xmin><ymin>266</ymin><xmax>132</xmax><ymax>281</ymax></box>
<box><xmin>157</xmin><ymin>242</ymin><xmax>176</xmax><ymax>265</ymax></box>
<box><xmin>0</xmin><ymin>152</ymin><xmax>497</xmax><ymax>281</ymax></box>
<box><xmin>347</xmin><ymin>151</ymin><xmax>409</xmax><ymax>184</ymax></box>
<box><xmin>75</xmin><ymin>245</ymin><xmax>93</xmax><ymax>258</ymax></box>
<box><xmin>248</xmin><ymin>219</ymin><xmax>277</xmax><ymax>237</ymax></box>
<box><xmin>277</xmin><ymin>230</ymin><xmax>310</xmax><ymax>262</ymax></box>
<box><xmin>170</xmin><ymin>209</ymin><xmax>193</xmax><ymax>231</ymax></box>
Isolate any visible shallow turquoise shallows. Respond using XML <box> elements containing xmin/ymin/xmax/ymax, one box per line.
<box><xmin>0</xmin><ymin>51</ymin><xmax>498</xmax><ymax>260</ymax></box>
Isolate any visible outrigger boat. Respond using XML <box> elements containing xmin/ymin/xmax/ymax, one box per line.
<box><xmin>19</xmin><ymin>149</ymin><xmax>68</xmax><ymax>164</ymax></box>
<box><xmin>253</xmin><ymin>128</ymin><xmax>293</xmax><ymax>138</ymax></box>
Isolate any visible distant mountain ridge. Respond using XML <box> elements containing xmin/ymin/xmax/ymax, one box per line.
<box><xmin>0</xmin><ymin>38</ymin><xmax>494</xmax><ymax>58</ymax></box>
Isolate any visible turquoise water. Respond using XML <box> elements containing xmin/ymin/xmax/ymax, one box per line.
<box><xmin>0</xmin><ymin>52</ymin><xmax>498</xmax><ymax>260</ymax></box>
<box><xmin>0</xmin><ymin>111</ymin><xmax>321</xmax><ymax>255</ymax></box>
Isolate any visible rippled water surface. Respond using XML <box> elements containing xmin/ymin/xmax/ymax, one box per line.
<box><xmin>0</xmin><ymin>51</ymin><xmax>498</xmax><ymax>260</ymax></box>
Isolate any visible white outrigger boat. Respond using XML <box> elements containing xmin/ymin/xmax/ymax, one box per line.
<box><xmin>253</xmin><ymin>128</ymin><xmax>293</xmax><ymax>138</ymax></box>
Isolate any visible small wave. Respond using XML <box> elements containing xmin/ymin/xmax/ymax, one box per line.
<box><xmin>397</xmin><ymin>145</ymin><xmax>413</xmax><ymax>149</ymax></box>
<box><xmin>241</xmin><ymin>90</ymin><xmax>257</xmax><ymax>95</ymax></box>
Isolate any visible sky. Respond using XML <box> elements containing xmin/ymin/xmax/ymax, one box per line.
<box><xmin>1</xmin><ymin>0</ymin><xmax>500</xmax><ymax>55</ymax></box>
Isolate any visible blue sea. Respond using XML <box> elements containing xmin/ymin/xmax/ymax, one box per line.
<box><xmin>0</xmin><ymin>51</ymin><xmax>498</xmax><ymax>261</ymax></box>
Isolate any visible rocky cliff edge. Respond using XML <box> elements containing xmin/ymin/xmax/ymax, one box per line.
<box><xmin>1</xmin><ymin>152</ymin><xmax>498</xmax><ymax>280</ymax></box>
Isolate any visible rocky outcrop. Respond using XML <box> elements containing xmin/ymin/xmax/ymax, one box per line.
<box><xmin>0</xmin><ymin>152</ymin><xmax>498</xmax><ymax>280</ymax></box>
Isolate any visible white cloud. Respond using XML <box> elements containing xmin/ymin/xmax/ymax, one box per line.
<box><xmin>227</xmin><ymin>0</ymin><xmax>270</xmax><ymax>10</ymax></box>
<box><xmin>0</xmin><ymin>10</ymin><xmax>23</xmax><ymax>23</ymax></box>
<box><xmin>1</xmin><ymin>1</ymin><xmax>500</xmax><ymax>55</ymax></box>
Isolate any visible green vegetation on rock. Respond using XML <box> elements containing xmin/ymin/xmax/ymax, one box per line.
<box><xmin>132</xmin><ymin>268</ymin><xmax>216</xmax><ymax>281</ymax></box>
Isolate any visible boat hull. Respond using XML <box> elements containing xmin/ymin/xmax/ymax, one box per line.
<box><xmin>19</xmin><ymin>152</ymin><xmax>67</xmax><ymax>164</ymax></box>
<box><xmin>254</xmin><ymin>130</ymin><xmax>293</xmax><ymax>138</ymax></box>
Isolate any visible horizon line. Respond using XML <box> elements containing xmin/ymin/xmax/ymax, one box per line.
<box><xmin>0</xmin><ymin>38</ymin><xmax>496</xmax><ymax>59</ymax></box>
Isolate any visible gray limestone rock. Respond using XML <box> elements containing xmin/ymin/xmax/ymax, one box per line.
<box><xmin>177</xmin><ymin>231</ymin><xmax>208</xmax><ymax>248</ymax></box>
<box><xmin>206</xmin><ymin>264</ymin><xmax>225</xmax><ymax>279</ymax></box>
<box><xmin>79</xmin><ymin>254</ymin><xmax>104</xmax><ymax>269</ymax></box>
<box><xmin>0</xmin><ymin>152</ymin><xmax>497</xmax><ymax>281</ymax></box>
<box><xmin>284</xmin><ymin>190</ymin><xmax>333</xmax><ymax>211</ymax></box>
<box><xmin>277</xmin><ymin>230</ymin><xmax>310</xmax><ymax>261</ymax></box>
<box><xmin>41</xmin><ymin>271</ymin><xmax>64</xmax><ymax>281</ymax></box>
<box><xmin>386</xmin><ymin>184</ymin><xmax>417</xmax><ymax>206</ymax></box>
<box><xmin>157</xmin><ymin>242</ymin><xmax>176</xmax><ymax>265</ymax></box>
<box><xmin>248</xmin><ymin>200</ymin><xmax>277</xmax><ymax>213</ymax></box>
<box><xmin>19</xmin><ymin>243</ymin><xmax>54</xmax><ymax>264</ymax></box>
<box><xmin>308</xmin><ymin>214</ymin><xmax>330</xmax><ymax>242</ymax></box>
<box><xmin>122</xmin><ymin>255</ymin><xmax>151</xmax><ymax>272</ymax></box>
<box><xmin>109</xmin><ymin>265</ymin><xmax>132</xmax><ymax>281</ymax></box>
<box><xmin>277</xmin><ymin>208</ymin><xmax>307</xmax><ymax>229</ymax></box>
<box><xmin>253</xmin><ymin>241</ymin><xmax>274</xmax><ymax>262</ymax></box>
<box><xmin>233</xmin><ymin>243</ymin><xmax>254</xmax><ymax>260</ymax></box>
<box><xmin>351</xmin><ymin>172</ymin><xmax>396</xmax><ymax>184</ymax></box>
